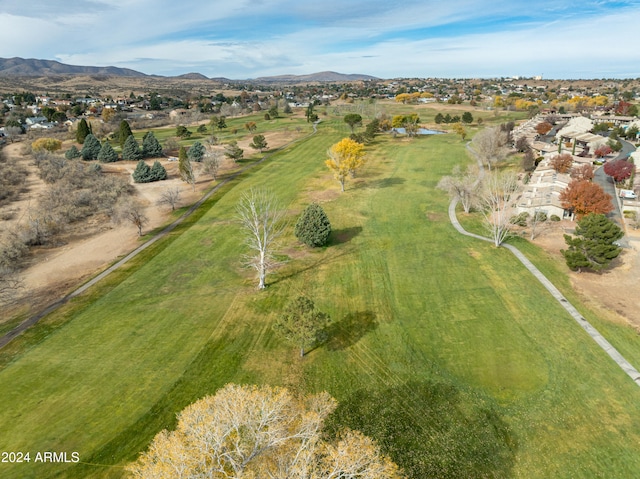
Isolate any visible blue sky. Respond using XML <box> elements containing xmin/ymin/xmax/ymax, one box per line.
<box><xmin>1</xmin><ymin>0</ymin><xmax>639</xmax><ymax>79</ymax></box>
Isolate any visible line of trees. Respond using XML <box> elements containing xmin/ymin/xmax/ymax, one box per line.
<box><xmin>435</xmin><ymin>112</ymin><xmax>473</xmax><ymax>124</ymax></box>
<box><xmin>67</xmin><ymin>129</ymin><xmax>164</xmax><ymax>163</ymax></box>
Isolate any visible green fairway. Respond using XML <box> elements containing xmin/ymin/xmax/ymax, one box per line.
<box><xmin>1</xmin><ymin>114</ymin><xmax>640</xmax><ymax>478</ymax></box>
<box><xmin>132</xmin><ymin>113</ymin><xmax>315</xmax><ymax>153</ymax></box>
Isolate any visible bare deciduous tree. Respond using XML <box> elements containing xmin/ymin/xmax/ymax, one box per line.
<box><xmin>236</xmin><ymin>188</ymin><xmax>287</xmax><ymax>289</ymax></box>
<box><xmin>529</xmin><ymin>208</ymin><xmax>548</xmax><ymax>241</ymax></box>
<box><xmin>0</xmin><ymin>267</ymin><xmax>23</xmax><ymax>304</ymax></box>
<box><xmin>202</xmin><ymin>150</ymin><xmax>221</xmax><ymax>180</ymax></box>
<box><xmin>4</xmin><ymin>126</ymin><xmax>23</xmax><ymax>143</ymax></box>
<box><xmin>471</xmin><ymin>126</ymin><xmax>510</xmax><ymax>171</ymax></box>
<box><xmin>116</xmin><ymin>199</ymin><xmax>149</xmax><ymax>236</ymax></box>
<box><xmin>156</xmin><ymin>186</ymin><xmax>182</xmax><ymax>211</ymax></box>
<box><xmin>437</xmin><ymin>164</ymin><xmax>480</xmax><ymax>213</ymax></box>
<box><xmin>480</xmin><ymin>172</ymin><xmax>519</xmax><ymax>246</ymax></box>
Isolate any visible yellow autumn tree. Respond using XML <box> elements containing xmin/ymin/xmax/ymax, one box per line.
<box><xmin>451</xmin><ymin>122</ymin><xmax>467</xmax><ymax>140</ymax></box>
<box><xmin>127</xmin><ymin>384</ymin><xmax>402</xmax><ymax>479</ymax></box>
<box><xmin>325</xmin><ymin>138</ymin><xmax>365</xmax><ymax>192</ymax></box>
<box><xmin>31</xmin><ymin>137</ymin><xmax>62</xmax><ymax>152</ymax></box>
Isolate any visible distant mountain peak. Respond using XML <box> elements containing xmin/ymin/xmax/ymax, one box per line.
<box><xmin>0</xmin><ymin>57</ymin><xmax>148</xmax><ymax>78</ymax></box>
<box><xmin>251</xmin><ymin>71</ymin><xmax>379</xmax><ymax>83</ymax></box>
<box><xmin>175</xmin><ymin>72</ymin><xmax>210</xmax><ymax>80</ymax></box>
<box><xmin>0</xmin><ymin>57</ymin><xmax>377</xmax><ymax>83</ymax></box>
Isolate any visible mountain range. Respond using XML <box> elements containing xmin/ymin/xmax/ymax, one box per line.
<box><xmin>0</xmin><ymin>57</ymin><xmax>377</xmax><ymax>83</ymax></box>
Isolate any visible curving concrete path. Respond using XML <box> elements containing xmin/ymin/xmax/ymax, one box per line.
<box><xmin>450</xmin><ymin>144</ymin><xmax>640</xmax><ymax>387</ymax></box>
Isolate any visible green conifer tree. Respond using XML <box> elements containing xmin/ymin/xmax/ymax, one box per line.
<box><xmin>98</xmin><ymin>141</ymin><xmax>118</xmax><ymax>162</ymax></box>
<box><xmin>132</xmin><ymin>160</ymin><xmax>152</xmax><ymax>183</ymax></box>
<box><xmin>150</xmin><ymin>160</ymin><xmax>167</xmax><ymax>181</ymax></box>
<box><xmin>142</xmin><ymin>131</ymin><xmax>163</xmax><ymax>158</ymax></box>
<box><xmin>562</xmin><ymin>213</ymin><xmax>623</xmax><ymax>272</ymax></box>
<box><xmin>118</xmin><ymin>120</ymin><xmax>133</xmax><ymax>148</ymax></box>
<box><xmin>187</xmin><ymin>140</ymin><xmax>206</xmax><ymax>162</ymax></box>
<box><xmin>178</xmin><ymin>146</ymin><xmax>195</xmax><ymax>190</ymax></box>
<box><xmin>122</xmin><ymin>135</ymin><xmax>141</xmax><ymax>161</ymax></box>
<box><xmin>76</xmin><ymin>118</ymin><xmax>91</xmax><ymax>144</ymax></box>
<box><xmin>65</xmin><ymin>145</ymin><xmax>81</xmax><ymax>159</ymax></box>
<box><xmin>81</xmin><ymin>134</ymin><xmax>101</xmax><ymax>160</ymax></box>
<box><xmin>294</xmin><ymin>203</ymin><xmax>332</xmax><ymax>247</ymax></box>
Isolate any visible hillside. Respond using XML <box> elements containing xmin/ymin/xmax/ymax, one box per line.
<box><xmin>0</xmin><ymin>58</ymin><xmax>377</xmax><ymax>85</ymax></box>
<box><xmin>0</xmin><ymin>57</ymin><xmax>148</xmax><ymax>77</ymax></box>
<box><xmin>252</xmin><ymin>71</ymin><xmax>379</xmax><ymax>83</ymax></box>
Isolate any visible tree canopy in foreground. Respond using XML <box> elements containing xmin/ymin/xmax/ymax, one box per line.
<box><xmin>127</xmin><ymin>384</ymin><xmax>402</xmax><ymax>478</ymax></box>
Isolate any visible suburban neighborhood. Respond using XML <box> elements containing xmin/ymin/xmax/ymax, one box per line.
<box><xmin>1</xmin><ymin>62</ymin><xmax>640</xmax><ymax>479</ymax></box>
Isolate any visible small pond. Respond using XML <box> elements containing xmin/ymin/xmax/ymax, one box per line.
<box><xmin>391</xmin><ymin>128</ymin><xmax>444</xmax><ymax>135</ymax></box>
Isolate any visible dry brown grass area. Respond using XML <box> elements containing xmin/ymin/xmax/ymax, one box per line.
<box><xmin>0</xmin><ymin>143</ymin><xmax>214</xmax><ymax>319</ymax></box>
<box><xmin>0</xmin><ymin>127</ymin><xmax>305</xmax><ymax>322</ymax></box>
<box><xmin>529</xmin><ymin>220</ymin><xmax>640</xmax><ymax>328</ymax></box>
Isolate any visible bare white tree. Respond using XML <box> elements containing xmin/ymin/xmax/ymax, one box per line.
<box><xmin>480</xmin><ymin>171</ymin><xmax>519</xmax><ymax>247</ymax></box>
<box><xmin>527</xmin><ymin>190</ymin><xmax>548</xmax><ymax>240</ymax></box>
<box><xmin>471</xmin><ymin>126</ymin><xmax>510</xmax><ymax>171</ymax></box>
<box><xmin>437</xmin><ymin>164</ymin><xmax>480</xmax><ymax>213</ymax></box>
<box><xmin>529</xmin><ymin>208</ymin><xmax>548</xmax><ymax>240</ymax></box>
<box><xmin>157</xmin><ymin>186</ymin><xmax>182</xmax><ymax>211</ymax></box>
<box><xmin>236</xmin><ymin>188</ymin><xmax>287</xmax><ymax>289</ymax></box>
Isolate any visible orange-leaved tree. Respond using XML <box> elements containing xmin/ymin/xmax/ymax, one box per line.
<box><xmin>550</xmin><ymin>153</ymin><xmax>573</xmax><ymax>173</ymax></box>
<box><xmin>535</xmin><ymin>121</ymin><xmax>553</xmax><ymax>136</ymax></box>
<box><xmin>559</xmin><ymin>179</ymin><xmax>613</xmax><ymax>218</ymax></box>
<box><xmin>570</xmin><ymin>163</ymin><xmax>594</xmax><ymax>182</ymax></box>
<box><xmin>326</xmin><ymin>137</ymin><xmax>365</xmax><ymax>192</ymax></box>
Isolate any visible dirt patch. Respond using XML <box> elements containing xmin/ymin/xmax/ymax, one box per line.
<box><xmin>307</xmin><ymin>188</ymin><xmax>341</xmax><ymax>203</ymax></box>
<box><xmin>1</xmin><ymin>127</ymin><xmax>307</xmax><ymax>322</ymax></box>
<box><xmin>529</xmin><ymin>220</ymin><xmax>640</xmax><ymax>328</ymax></box>
<box><xmin>0</xmin><ymin>147</ymin><xmax>217</xmax><ymax>321</ymax></box>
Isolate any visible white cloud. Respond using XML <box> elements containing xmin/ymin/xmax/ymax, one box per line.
<box><xmin>0</xmin><ymin>14</ymin><xmax>59</xmax><ymax>55</ymax></box>
<box><xmin>1</xmin><ymin>0</ymin><xmax>639</xmax><ymax>78</ymax></box>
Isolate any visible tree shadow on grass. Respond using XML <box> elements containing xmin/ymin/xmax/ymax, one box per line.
<box><xmin>325</xmin><ymin>381</ymin><xmax>517</xmax><ymax>479</ymax></box>
<box><xmin>324</xmin><ymin>311</ymin><xmax>378</xmax><ymax>351</ymax></box>
<box><xmin>329</xmin><ymin>226</ymin><xmax>362</xmax><ymax>245</ymax></box>
<box><xmin>269</xmin><ymin>248</ymin><xmax>354</xmax><ymax>286</ymax></box>
<box><xmin>368</xmin><ymin>177</ymin><xmax>406</xmax><ymax>189</ymax></box>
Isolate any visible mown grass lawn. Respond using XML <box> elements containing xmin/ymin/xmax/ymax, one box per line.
<box><xmin>131</xmin><ymin>112</ymin><xmax>314</xmax><ymax>152</ymax></box>
<box><xmin>1</xmin><ymin>115</ymin><xmax>640</xmax><ymax>478</ymax></box>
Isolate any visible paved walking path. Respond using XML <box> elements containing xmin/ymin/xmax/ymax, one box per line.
<box><xmin>0</xmin><ymin>121</ymin><xmax>321</xmax><ymax>350</ymax></box>
<box><xmin>450</xmin><ymin>144</ymin><xmax>640</xmax><ymax>386</ymax></box>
